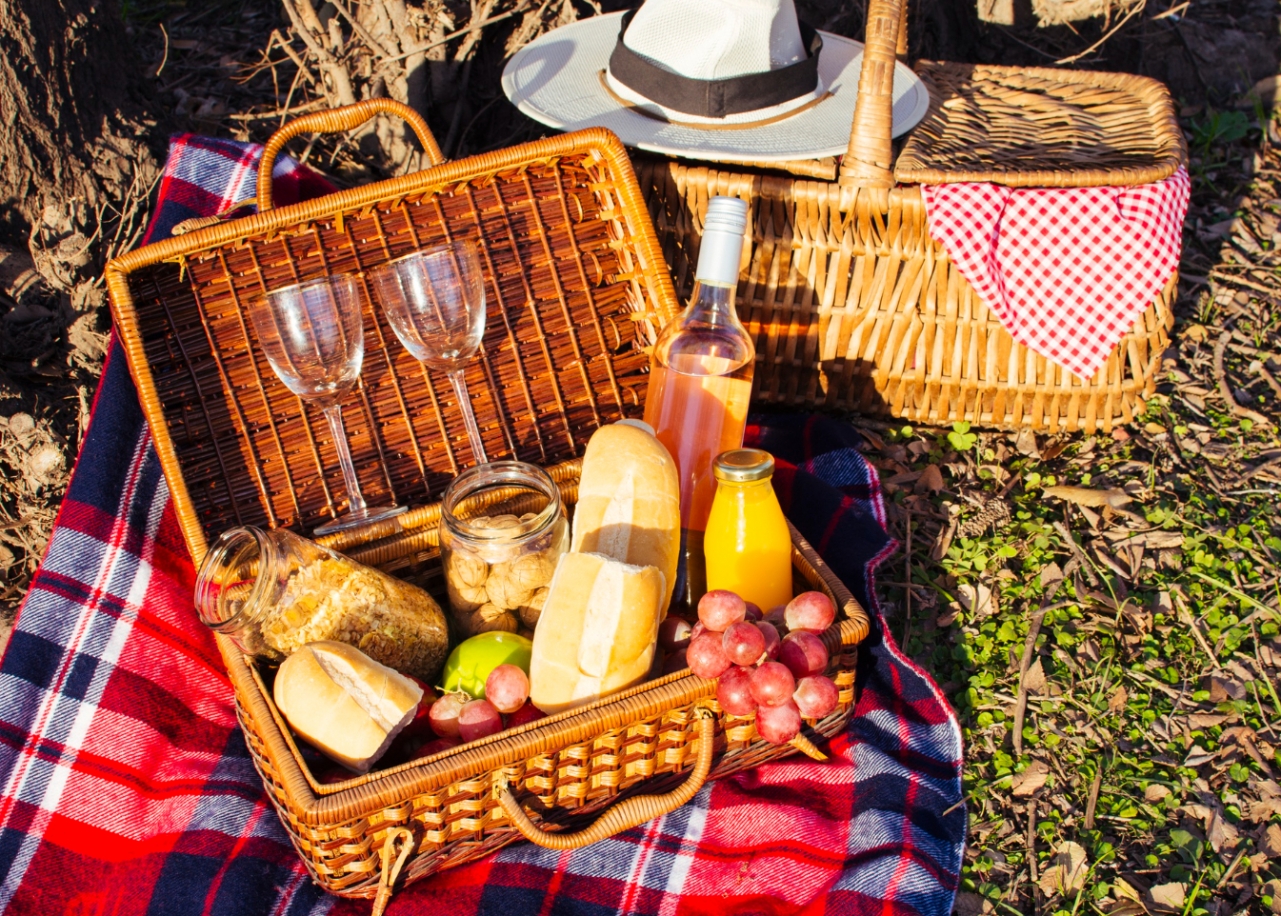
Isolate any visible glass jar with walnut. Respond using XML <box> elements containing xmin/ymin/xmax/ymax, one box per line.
<box><xmin>439</xmin><ymin>461</ymin><xmax>568</xmax><ymax>639</ymax></box>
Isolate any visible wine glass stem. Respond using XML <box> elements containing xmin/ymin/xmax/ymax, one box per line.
<box><xmin>322</xmin><ymin>404</ymin><xmax>369</xmax><ymax>515</ymax></box>
<box><xmin>448</xmin><ymin>368</ymin><xmax>488</xmax><ymax>465</ymax></box>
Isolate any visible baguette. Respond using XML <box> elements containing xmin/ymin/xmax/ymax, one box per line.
<box><xmin>571</xmin><ymin>420</ymin><xmax>679</xmax><ymax>616</ymax></box>
<box><xmin>529</xmin><ymin>552</ymin><xmax>665</xmax><ymax>714</ymax></box>
<box><xmin>273</xmin><ymin>641</ymin><xmax>423</xmax><ymax>773</ymax></box>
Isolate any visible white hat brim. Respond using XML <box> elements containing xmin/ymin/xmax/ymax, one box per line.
<box><xmin>501</xmin><ymin>11</ymin><xmax>930</xmax><ymax>163</ymax></box>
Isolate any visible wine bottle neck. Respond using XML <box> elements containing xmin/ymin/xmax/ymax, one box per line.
<box><xmin>694</xmin><ymin>224</ymin><xmax>745</xmax><ymax>288</ymax></box>
<box><xmin>682</xmin><ymin>280</ymin><xmax>745</xmax><ymax>330</ymax></box>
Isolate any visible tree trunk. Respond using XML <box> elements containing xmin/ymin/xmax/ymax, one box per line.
<box><xmin>0</xmin><ymin>0</ymin><xmax>160</xmax><ymax>303</ymax></box>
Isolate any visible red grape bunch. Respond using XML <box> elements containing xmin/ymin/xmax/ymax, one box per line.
<box><xmin>682</xmin><ymin>589</ymin><xmax>840</xmax><ymax>745</ymax></box>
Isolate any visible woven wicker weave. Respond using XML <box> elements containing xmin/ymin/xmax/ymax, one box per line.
<box><xmin>635</xmin><ymin>0</ymin><xmax>1186</xmax><ymax>432</ymax></box>
<box><xmin>104</xmin><ymin>100</ymin><xmax>871</xmax><ymax>901</ymax></box>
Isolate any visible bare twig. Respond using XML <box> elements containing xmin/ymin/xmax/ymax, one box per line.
<box><xmin>1214</xmin><ymin>328</ymin><xmax>1272</xmax><ymax>426</ymax></box>
<box><xmin>1026</xmin><ymin>800</ymin><xmax>1039</xmax><ymax>891</ymax></box>
<box><xmin>330</xmin><ymin>0</ymin><xmax>398</xmax><ymax>59</ymax></box>
<box><xmin>1052</xmin><ymin>520</ymin><xmax>1100</xmax><ymax>587</ymax></box>
<box><xmin>280</xmin><ymin>0</ymin><xmax>357</xmax><ymax>107</ymax></box>
<box><xmin>1054</xmin><ymin>0</ymin><xmax>1145</xmax><ymax>65</ymax></box>
<box><xmin>156</xmin><ymin>23</ymin><xmax>170</xmax><ymax>77</ymax></box>
<box><xmin>380</xmin><ymin>7</ymin><xmax>525</xmax><ymax>64</ymax></box>
<box><xmin>1083</xmin><ymin>764</ymin><xmax>1103</xmax><ymax>829</ymax></box>
<box><xmin>1012</xmin><ymin>603</ymin><xmax>1048</xmax><ymax>757</ymax></box>
<box><xmin>225</xmin><ymin>100</ymin><xmax>328</xmax><ymax>122</ymax></box>
<box><xmin>1209</xmin><ymin>270</ymin><xmax>1281</xmax><ymax>299</ymax></box>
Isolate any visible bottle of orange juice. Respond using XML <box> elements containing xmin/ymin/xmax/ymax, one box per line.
<box><xmin>644</xmin><ymin>196</ymin><xmax>754</xmax><ymax>610</ymax></box>
<box><xmin>704</xmin><ymin>449</ymin><xmax>793</xmax><ymax>613</ymax></box>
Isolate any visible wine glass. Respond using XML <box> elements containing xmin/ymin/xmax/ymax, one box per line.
<box><xmin>369</xmin><ymin>239</ymin><xmax>489</xmax><ymax>465</ymax></box>
<box><xmin>249</xmin><ymin>274</ymin><xmax>406</xmax><ymax>535</ymax></box>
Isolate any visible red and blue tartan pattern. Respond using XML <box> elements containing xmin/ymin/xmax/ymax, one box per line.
<box><xmin>0</xmin><ymin>135</ymin><xmax>965</xmax><ymax>916</ymax></box>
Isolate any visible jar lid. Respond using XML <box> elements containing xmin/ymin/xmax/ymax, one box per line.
<box><xmin>713</xmin><ymin>448</ymin><xmax>774</xmax><ymax>482</ymax></box>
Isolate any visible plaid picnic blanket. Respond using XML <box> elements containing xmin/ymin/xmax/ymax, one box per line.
<box><xmin>0</xmin><ymin>134</ymin><xmax>965</xmax><ymax>916</ymax></box>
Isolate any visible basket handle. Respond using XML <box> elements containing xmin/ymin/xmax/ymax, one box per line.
<box><xmin>496</xmin><ymin>710</ymin><xmax>716</xmax><ymax>850</ymax></box>
<box><xmin>256</xmin><ymin>98</ymin><xmax>445</xmax><ymax>212</ymax></box>
<box><xmin>838</xmin><ymin>0</ymin><xmax>907</xmax><ymax>192</ymax></box>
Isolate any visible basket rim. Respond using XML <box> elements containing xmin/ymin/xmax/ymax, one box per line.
<box><xmin>893</xmin><ymin>59</ymin><xmax>1188</xmax><ymax>189</ymax></box>
<box><xmin>104</xmin><ymin>126</ymin><xmax>680</xmax><ymax>566</ymax></box>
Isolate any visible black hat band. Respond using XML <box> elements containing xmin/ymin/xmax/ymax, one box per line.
<box><xmin>607</xmin><ymin>7</ymin><xmax>822</xmax><ymax>120</ymax></box>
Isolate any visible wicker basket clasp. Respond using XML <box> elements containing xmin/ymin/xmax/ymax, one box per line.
<box><xmin>371</xmin><ymin>825</ymin><xmax>415</xmax><ymax>916</ymax></box>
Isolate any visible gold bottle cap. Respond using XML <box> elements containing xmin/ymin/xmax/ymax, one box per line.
<box><xmin>713</xmin><ymin>448</ymin><xmax>775</xmax><ymax>483</ymax></box>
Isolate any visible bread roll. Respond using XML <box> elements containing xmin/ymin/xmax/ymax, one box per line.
<box><xmin>571</xmin><ymin>421</ymin><xmax>679</xmax><ymax>615</ymax></box>
<box><xmin>529</xmin><ymin>552</ymin><xmax>664</xmax><ymax>714</ymax></box>
<box><xmin>273</xmin><ymin>641</ymin><xmax>423</xmax><ymax>773</ymax></box>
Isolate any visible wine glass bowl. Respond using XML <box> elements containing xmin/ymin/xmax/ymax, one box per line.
<box><xmin>254</xmin><ymin>275</ymin><xmax>365</xmax><ymax>404</ymax></box>
<box><xmin>369</xmin><ymin>239</ymin><xmax>490</xmax><ymax>465</ymax></box>
<box><xmin>371</xmin><ymin>242</ymin><xmax>486</xmax><ymax>370</ymax></box>
<box><xmin>249</xmin><ymin>274</ymin><xmax>405</xmax><ymax>535</ymax></box>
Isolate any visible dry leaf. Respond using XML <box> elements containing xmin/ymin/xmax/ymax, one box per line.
<box><xmin>956</xmin><ymin>583</ymin><xmax>994</xmax><ymax>616</ymax></box>
<box><xmin>1187</xmin><ymin>713</ymin><xmax>1228</xmax><ymax>729</ymax></box>
<box><xmin>1226</xmin><ymin>659</ymin><xmax>1256</xmax><ymax>682</ymax></box>
<box><xmin>1208</xmin><ymin>675</ymin><xmax>1247</xmax><ymax>702</ymax></box>
<box><xmin>915</xmin><ymin>464</ymin><xmax>944</xmax><ymax>494</ymax></box>
<box><xmin>1044</xmin><ymin>485</ymin><xmax>1133</xmax><ymax>508</ymax></box>
<box><xmin>1146</xmin><ymin>882</ymin><xmax>1186</xmax><ymax>914</ymax></box>
<box><xmin>1106</xmin><ymin>530</ymin><xmax>1185</xmax><ymax>550</ymax></box>
<box><xmin>1012</xmin><ymin>760</ymin><xmax>1050</xmax><ymax>797</ymax></box>
<box><xmin>1183</xmin><ymin>745</ymin><xmax>1216</xmax><ymax>768</ymax></box>
<box><xmin>1040</xmin><ymin>561</ymin><xmax>1064</xmax><ymax>596</ymax></box>
<box><xmin>1264</xmin><ymin>880</ymin><xmax>1281</xmax><ymax>916</ymax></box>
<box><xmin>1253</xmin><ymin>798</ymin><xmax>1281</xmax><ymax>822</ymax></box>
<box><xmin>1038</xmin><ymin>841</ymin><xmax>1089</xmax><ymax>896</ymax></box>
<box><xmin>1207</xmin><ymin>808</ymin><xmax>1239</xmax><ymax>853</ymax></box>
<box><xmin>1109</xmin><ymin>685</ymin><xmax>1128</xmax><ymax>713</ymax></box>
<box><xmin>1024</xmin><ymin>658</ymin><xmax>1047</xmax><ymax>695</ymax></box>
<box><xmin>1014</xmin><ymin>428</ymin><xmax>1040</xmax><ymax>458</ymax></box>
<box><xmin>1262</xmin><ymin>823</ymin><xmax>1281</xmax><ymax>858</ymax></box>
<box><xmin>1145</xmin><ymin>783</ymin><xmax>1170</xmax><ymax>803</ymax></box>
<box><xmin>1112</xmin><ymin>877</ymin><xmax>1144</xmax><ymax>903</ymax></box>
<box><xmin>1256</xmin><ymin>779</ymin><xmax>1281</xmax><ymax>799</ymax></box>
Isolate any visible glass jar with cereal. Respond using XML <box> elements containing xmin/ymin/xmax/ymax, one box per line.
<box><xmin>194</xmin><ymin>527</ymin><xmax>450</xmax><ymax>682</ymax></box>
<box><xmin>439</xmin><ymin>461</ymin><xmax>568</xmax><ymax>638</ymax></box>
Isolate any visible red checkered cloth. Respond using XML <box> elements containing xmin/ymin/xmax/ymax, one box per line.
<box><xmin>921</xmin><ymin>167</ymin><xmax>1190</xmax><ymax>380</ymax></box>
<box><xmin>0</xmin><ymin>134</ymin><xmax>965</xmax><ymax>916</ymax></box>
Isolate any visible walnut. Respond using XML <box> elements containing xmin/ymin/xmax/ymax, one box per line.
<box><xmin>463</xmin><ymin>602</ymin><xmax>519</xmax><ymax>635</ymax></box>
<box><xmin>444</xmin><ymin>550</ymin><xmax>489</xmax><ymax>611</ymax></box>
<box><xmin>518</xmin><ymin>586</ymin><xmax>549</xmax><ymax>629</ymax></box>
<box><xmin>510</xmin><ymin>552</ymin><xmax>556</xmax><ymax>589</ymax></box>
<box><xmin>449</xmin><ymin>551</ymin><xmax>488</xmax><ymax>588</ymax></box>
<box><xmin>485</xmin><ymin>565</ymin><xmax>535</xmax><ymax>611</ymax></box>
<box><xmin>446</xmin><ymin>578</ymin><xmax>486</xmax><ymax>613</ymax></box>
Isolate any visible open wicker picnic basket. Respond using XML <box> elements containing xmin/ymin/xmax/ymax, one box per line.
<box><xmin>103</xmin><ymin>100</ymin><xmax>870</xmax><ymax>904</ymax></box>
<box><xmin>634</xmin><ymin>0</ymin><xmax>1188</xmax><ymax>433</ymax></box>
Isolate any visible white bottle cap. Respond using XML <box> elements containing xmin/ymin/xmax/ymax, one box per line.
<box><xmin>615</xmin><ymin>418</ymin><xmax>655</xmax><ymax>436</ymax></box>
<box><xmin>695</xmin><ymin>196</ymin><xmax>749</xmax><ymax>286</ymax></box>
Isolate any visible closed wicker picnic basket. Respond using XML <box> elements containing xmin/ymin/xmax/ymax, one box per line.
<box><xmin>634</xmin><ymin>0</ymin><xmax>1187</xmax><ymax>433</ymax></box>
<box><xmin>104</xmin><ymin>101</ymin><xmax>870</xmax><ymax>903</ymax></box>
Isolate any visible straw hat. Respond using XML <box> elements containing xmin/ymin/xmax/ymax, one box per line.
<box><xmin>501</xmin><ymin>0</ymin><xmax>929</xmax><ymax>163</ymax></box>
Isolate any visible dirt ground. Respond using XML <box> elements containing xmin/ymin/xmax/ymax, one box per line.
<box><xmin>1</xmin><ymin>1</ymin><xmax>1279</xmax><ymax>911</ymax></box>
